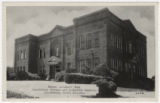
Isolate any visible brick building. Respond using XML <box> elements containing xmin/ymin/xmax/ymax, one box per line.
<box><xmin>14</xmin><ymin>8</ymin><xmax>147</xmax><ymax>79</ymax></box>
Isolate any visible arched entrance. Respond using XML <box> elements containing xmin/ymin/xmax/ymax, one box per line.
<box><xmin>48</xmin><ymin>56</ymin><xmax>61</xmax><ymax>80</ymax></box>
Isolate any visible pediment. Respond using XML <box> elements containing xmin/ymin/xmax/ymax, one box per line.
<box><xmin>50</xmin><ymin>25</ymin><xmax>65</xmax><ymax>37</ymax></box>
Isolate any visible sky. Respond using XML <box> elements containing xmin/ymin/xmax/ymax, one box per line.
<box><xmin>6</xmin><ymin>6</ymin><xmax>155</xmax><ymax>78</ymax></box>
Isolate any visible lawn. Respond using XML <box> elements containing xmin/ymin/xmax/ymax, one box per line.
<box><xmin>7</xmin><ymin>90</ymin><xmax>34</xmax><ymax>98</ymax></box>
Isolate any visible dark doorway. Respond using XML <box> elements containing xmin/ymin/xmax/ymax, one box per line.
<box><xmin>49</xmin><ymin>64</ymin><xmax>61</xmax><ymax>79</ymax></box>
<box><xmin>50</xmin><ymin>65</ymin><xmax>56</xmax><ymax>79</ymax></box>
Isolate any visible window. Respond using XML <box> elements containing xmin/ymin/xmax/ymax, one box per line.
<box><xmin>17</xmin><ymin>52</ymin><xmax>19</xmax><ymax>60</ymax></box>
<box><xmin>43</xmin><ymin>48</ymin><xmax>45</xmax><ymax>58</ymax></box>
<box><xmin>86</xmin><ymin>59</ymin><xmax>91</xmax><ymax>69</ymax></box>
<box><xmin>116</xmin><ymin>35</ymin><xmax>118</xmax><ymax>48</ymax></box>
<box><xmin>118</xmin><ymin>36</ymin><xmax>121</xmax><ymax>49</ymax></box>
<box><xmin>67</xmin><ymin>63</ymin><xmax>71</xmax><ymax>70</ymax></box>
<box><xmin>114</xmin><ymin>35</ymin><xmax>116</xmax><ymax>48</ymax></box>
<box><xmin>94</xmin><ymin>32</ymin><xmax>100</xmax><ymax>48</ymax></box>
<box><xmin>77</xmin><ymin>35</ymin><xmax>80</xmax><ymax>48</ymax></box>
<box><xmin>111</xmin><ymin>34</ymin><xmax>121</xmax><ymax>49</ymax></box>
<box><xmin>115</xmin><ymin>59</ymin><xmax>117</xmax><ymax>70</ymax></box>
<box><xmin>142</xmin><ymin>48</ymin><xmax>144</xmax><ymax>57</ymax></box>
<box><xmin>79</xmin><ymin>60</ymin><xmax>86</xmax><ymax>72</ymax></box>
<box><xmin>80</xmin><ymin>35</ymin><xmax>85</xmax><ymax>49</ymax></box>
<box><xmin>129</xmin><ymin>42</ymin><xmax>132</xmax><ymax>53</ymax></box>
<box><xmin>94</xmin><ymin>57</ymin><xmax>100</xmax><ymax>67</ymax></box>
<box><xmin>110</xmin><ymin>35</ymin><xmax>113</xmax><ymax>47</ymax></box>
<box><xmin>39</xmin><ymin>48</ymin><xmax>46</xmax><ymax>58</ymax></box>
<box><xmin>80</xmin><ymin>35</ymin><xmax>82</xmax><ymax>49</ymax></box>
<box><xmin>79</xmin><ymin>35</ymin><xmax>82</xmax><ymax>49</ymax></box>
<box><xmin>67</xmin><ymin>46</ymin><xmax>71</xmax><ymax>55</ymax></box>
<box><xmin>118</xmin><ymin>37</ymin><xmax>120</xmax><ymax>49</ymax></box>
<box><xmin>56</xmin><ymin>47</ymin><xmax>59</xmax><ymax>57</ymax></box>
<box><xmin>82</xmin><ymin>60</ymin><xmax>85</xmax><ymax>69</ymax></box>
<box><xmin>119</xmin><ymin>60</ymin><xmax>121</xmax><ymax>71</ymax></box>
<box><xmin>86</xmin><ymin>33</ymin><xmax>92</xmax><ymax>49</ymax></box>
<box><xmin>117</xmin><ymin>59</ymin><xmax>119</xmax><ymax>70</ymax></box>
<box><xmin>113</xmin><ymin>59</ymin><xmax>115</xmax><ymax>70</ymax></box>
<box><xmin>113</xmin><ymin>35</ymin><xmax>115</xmax><ymax>48</ymax></box>
<box><xmin>110</xmin><ymin>59</ymin><xmax>113</xmax><ymax>68</ymax></box>
<box><xmin>67</xmin><ymin>43</ymin><xmax>72</xmax><ymax>55</ymax></box>
<box><xmin>115</xmin><ymin>35</ymin><xmax>121</xmax><ymax>49</ymax></box>
<box><xmin>19</xmin><ymin>49</ymin><xmax>27</xmax><ymax>59</ymax></box>
<box><xmin>79</xmin><ymin>61</ymin><xmax>81</xmax><ymax>72</ymax></box>
<box><xmin>111</xmin><ymin>34</ymin><xmax>114</xmax><ymax>47</ymax></box>
<box><xmin>86</xmin><ymin>35</ymin><xmax>88</xmax><ymax>48</ymax></box>
<box><xmin>24</xmin><ymin>50</ymin><xmax>27</xmax><ymax>59</ymax></box>
<box><xmin>121</xmin><ymin>38</ymin><xmax>123</xmax><ymax>49</ymax></box>
<box><xmin>120</xmin><ymin>37</ymin><xmax>122</xmax><ymax>50</ymax></box>
<box><xmin>120</xmin><ymin>60</ymin><xmax>122</xmax><ymax>71</ymax></box>
<box><xmin>79</xmin><ymin>60</ymin><xmax>82</xmax><ymax>72</ymax></box>
<box><xmin>39</xmin><ymin>49</ymin><xmax>42</xmax><ymax>58</ymax></box>
<box><xmin>20</xmin><ymin>50</ymin><xmax>23</xmax><ymax>59</ymax></box>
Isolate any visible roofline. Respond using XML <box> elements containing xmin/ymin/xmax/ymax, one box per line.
<box><xmin>15</xmin><ymin>34</ymin><xmax>37</xmax><ymax>41</ymax></box>
<box><xmin>74</xmin><ymin>8</ymin><xmax>109</xmax><ymax>21</ymax></box>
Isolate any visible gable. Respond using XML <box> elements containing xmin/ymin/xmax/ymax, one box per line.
<box><xmin>50</xmin><ymin>25</ymin><xmax>65</xmax><ymax>37</ymax></box>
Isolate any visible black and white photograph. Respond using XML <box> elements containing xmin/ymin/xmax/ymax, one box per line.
<box><xmin>3</xmin><ymin>2</ymin><xmax>157</xmax><ymax>100</ymax></box>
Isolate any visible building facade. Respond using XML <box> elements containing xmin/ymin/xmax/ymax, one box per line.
<box><xmin>14</xmin><ymin>8</ymin><xmax>147</xmax><ymax>79</ymax></box>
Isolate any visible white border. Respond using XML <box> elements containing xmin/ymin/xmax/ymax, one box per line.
<box><xmin>0</xmin><ymin>1</ymin><xmax>160</xmax><ymax>103</ymax></box>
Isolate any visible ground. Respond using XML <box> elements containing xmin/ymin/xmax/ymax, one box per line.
<box><xmin>7</xmin><ymin>81</ymin><xmax>155</xmax><ymax>98</ymax></box>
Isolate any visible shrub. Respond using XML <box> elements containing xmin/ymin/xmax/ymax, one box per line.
<box><xmin>38</xmin><ymin>72</ymin><xmax>47</xmax><ymax>80</ymax></box>
<box><xmin>7</xmin><ymin>71</ymin><xmax>16</xmax><ymax>80</ymax></box>
<box><xmin>55</xmin><ymin>71</ymin><xmax>65</xmax><ymax>82</ymax></box>
<box><xmin>81</xmin><ymin>65</ymin><xmax>93</xmax><ymax>74</ymax></box>
<box><xmin>65</xmin><ymin>68</ymin><xmax>77</xmax><ymax>73</ymax></box>
<box><xmin>15</xmin><ymin>71</ymin><xmax>40</xmax><ymax>80</ymax></box>
<box><xmin>27</xmin><ymin>72</ymin><xmax>40</xmax><ymax>80</ymax></box>
<box><xmin>92</xmin><ymin>64</ymin><xmax>118</xmax><ymax>79</ymax></box>
<box><xmin>64</xmin><ymin>73</ymin><xmax>105</xmax><ymax>84</ymax></box>
<box><xmin>16</xmin><ymin>71</ymin><xmax>29</xmax><ymax>80</ymax></box>
<box><xmin>136</xmin><ymin>77</ymin><xmax>155</xmax><ymax>91</ymax></box>
<box><xmin>92</xmin><ymin>79</ymin><xmax>117</xmax><ymax>97</ymax></box>
<box><xmin>7</xmin><ymin>67</ymin><xmax>16</xmax><ymax>80</ymax></box>
<box><xmin>115</xmin><ymin>72</ymin><xmax>155</xmax><ymax>91</ymax></box>
<box><xmin>114</xmin><ymin>71</ymin><xmax>130</xmax><ymax>86</ymax></box>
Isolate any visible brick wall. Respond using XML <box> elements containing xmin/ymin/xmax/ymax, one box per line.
<box><xmin>14</xmin><ymin>8</ymin><xmax>147</xmax><ymax>79</ymax></box>
<box><xmin>14</xmin><ymin>34</ymin><xmax>38</xmax><ymax>73</ymax></box>
<box><xmin>74</xmin><ymin>17</ymin><xmax>108</xmax><ymax>72</ymax></box>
